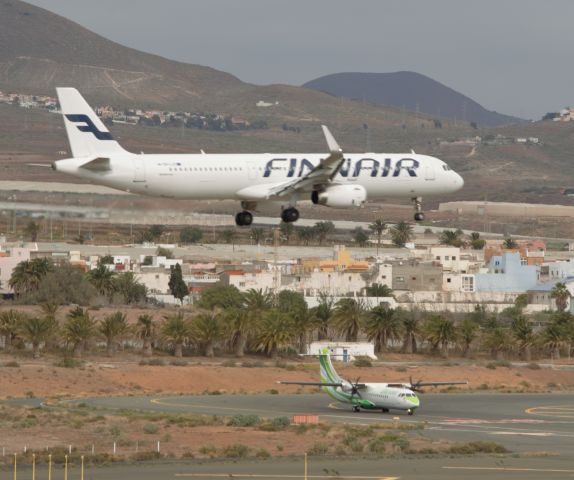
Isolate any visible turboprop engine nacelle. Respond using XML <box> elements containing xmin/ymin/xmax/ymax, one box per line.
<box><xmin>311</xmin><ymin>184</ymin><xmax>367</xmax><ymax>208</ymax></box>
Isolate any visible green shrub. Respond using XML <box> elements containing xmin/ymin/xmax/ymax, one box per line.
<box><xmin>4</xmin><ymin>361</ymin><xmax>20</xmax><ymax>368</ymax></box>
<box><xmin>221</xmin><ymin>444</ymin><xmax>250</xmax><ymax>458</ymax></box>
<box><xmin>143</xmin><ymin>423</ymin><xmax>159</xmax><ymax>434</ymax></box>
<box><xmin>255</xmin><ymin>448</ymin><xmax>271</xmax><ymax>459</ymax></box>
<box><xmin>526</xmin><ymin>362</ymin><xmax>541</xmax><ymax>370</ymax></box>
<box><xmin>131</xmin><ymin>451</ymin><xmax>162</xmax><ymax>461</ymax></box>
<box><xmin>169</xmin><ymin>360</ymin><xmax>188</xmax><ymax>366</ymax></box>
<box><xmin>447</xmin><ymin>441</ymin><xmax>508</xmax><ymax>454</ymax></box>
<box><xmin>221</xmin><ymin>359</ymin><xmax>236</xmax><ymax>367</ymax></box>
<box><xmin>227</xmin><ymin>414</ymin><xmax>261</xmax><ymax>427</ymax></box>
<box><xmin>353</xmin><ymin>357</ymin><xmax>372</xmax><ymax>367</ymax></box>
<box><xmin>307</xmin><ymin>443</ymin><xmax>329</xmax><ymax>456</ymax></box>
<box><xmin>55</xmin><ymin>357</ymin><xmax>82</xmax><ymax>368</ymax></box>
<box><xmin>199</xmin><ymin>445</ymin><xmax>217</xmax><ymax>456</ymax></box>
<box><xmin>147</xmin><ymin>358</ymin><xmax>166</xmax><ymax>366</ymax></box>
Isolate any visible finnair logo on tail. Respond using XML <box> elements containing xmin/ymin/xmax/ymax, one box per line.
<box><xmin>65</xmin><ymin>114</ymin><xmax>113</xmax><ymax>140</ymax></box>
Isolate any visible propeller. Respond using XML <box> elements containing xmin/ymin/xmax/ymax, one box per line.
<box><xmin>409</xmin><ymin>376</ymin><xmax>424</xmax><ymax>393</ymax></box>
<box><xmin>348</xmin><ymin>377</ymin><xmax>363</xmax><ymax>404</ymax></box>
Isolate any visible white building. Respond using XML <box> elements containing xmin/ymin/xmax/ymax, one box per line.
<box><xmin>0</xmin><ymin>247</ymin><xmax>31</xmax><ymax>293</ymax></box>
<box><xmin>307</xmin><ymin>341</ymin><xmax>377</xmax><ymax>361</ymax></box>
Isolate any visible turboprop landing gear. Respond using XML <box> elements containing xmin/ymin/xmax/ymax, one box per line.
<box><xmin>412</xmin><ymin>197</ymin><xmax>425</xmax><ymax>222</ymax></box>
<box><xmin>381</xmin><ymin>408</ymin><xmax>389</xmax><ymax>413</ymax></box>
<box><xmin>281</xmin><ymin>207</ymin><xmax>300</xmax><ymax>223</ymax></box>
<box><xmin>352</xmin><ymin>405</ymin><xmax>360</xmax><ymax>412</ymax></box>
<box><xmin>407</xmin><ymin>408</ymin><xmax>414</xmax><ymax>416</ymax></box>
<box><xmin>235</xmin><ymin>211</ymin><xmax>253</xmax><ymax>227</ymax></box>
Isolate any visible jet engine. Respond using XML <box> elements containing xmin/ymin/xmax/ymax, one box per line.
<box><xmin>311</xmin><ymin>185</ymin><xmax>367</xmax><ymax>208</ymax></box>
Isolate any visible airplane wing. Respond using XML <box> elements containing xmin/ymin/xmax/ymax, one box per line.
<box><xmin>277</xmin><ymin>381</ymin><xmax>343</xmax><ymax>387</ymax></box>
<box><xmin>404</xmin><ymin>380</ymin><xmax>468</xmax><ymax>391</ymax></box>
<box><xmin>277</xmin><ymin>380</ymin><xmax>368</xmax><ymax>389</ymax></box>
<box><xmin>236</xmin><ymin>125</ymin><xmax>345</xmax><ymax>201</ymax></box>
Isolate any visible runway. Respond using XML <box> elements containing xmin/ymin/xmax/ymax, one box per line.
<box><xmin>60</xmin><ymin>392</ymin><xmax>574</xmax><ymax>455</ymax></box>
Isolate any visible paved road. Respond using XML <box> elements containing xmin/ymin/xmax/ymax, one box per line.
<box><xmin>7</xmin><ymin>455</ymin><xmax>574</xmax><ymax>480</ymax></box>
<box><xmin>5</xmin><ymin>392</ymin><xmax>574</xmax><ymax>479</ymax></box>
<box><xmin>53</xmin><ymin>392</ymin><xmax>574</xmax><ymax>455</ymax></box>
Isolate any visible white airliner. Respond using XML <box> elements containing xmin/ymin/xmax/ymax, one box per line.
<box><xmin>278</xmin><ymin>350</ymin><xmax>467</xmax><ymax>415</ymax></box>
<box><xmin>52</xmin><ymin>88</ymin><xmax>464</xmax><ymax>226</ymax></box>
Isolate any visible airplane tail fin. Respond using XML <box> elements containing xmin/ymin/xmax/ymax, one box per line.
<box><xmin>57</xmin><ymin>88</ymin><xmax>129</xmax><ymax>158</ymax></box>
<box><xmin>318</xmin><ymin>348</ymin><xmax>344</xmax><ymax>385</ymax></box>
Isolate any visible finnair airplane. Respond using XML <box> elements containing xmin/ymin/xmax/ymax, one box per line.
<box><xmin>52</xmin><ymin>88</ymin><xmax>464</xmax><ymax>226</ymax></box>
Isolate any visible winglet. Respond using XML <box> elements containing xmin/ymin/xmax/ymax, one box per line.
<box><xmin>321</xmin><ymin>125</ymin><xmax>342</xmax><ymax>153</ymax></box>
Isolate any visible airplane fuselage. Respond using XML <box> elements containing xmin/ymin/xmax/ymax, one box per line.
<box><xmin>323</xmin><ymin>382</ymin><xmax>420</xmax><ymax>411</ymax></box>
<box><xmin>55</xmin><ymin>153</ymin><xmax>463</xmax><ymax>201</ymax></box>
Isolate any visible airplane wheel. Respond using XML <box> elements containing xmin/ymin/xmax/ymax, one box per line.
<box><xmin>381</xmin><ymin>408</ymin><xmax>389</xmax><ymax>413</ymax></box>
<box><xmin>407</xmin><ymin>408</ymin><xmax>414</xmax><ymax>416</ymax></box>
<box><xmin>414</xmin><ymin>212</ymin><xmax>425</xmax><ymax>222</ymax></box>
<box><xmin>235</xmin><ymin>211</ymin><xmax>253</xmax><ymax>226</ymax></box>
<box><xmin>281</xmin><ymin>207</ymin><xmax>300</xmax><ymax>223</ymax></box>
<box><xmin>352</xmin><ymin>405</ymin><xmax>360</xmax><ymax>412</ymax></box>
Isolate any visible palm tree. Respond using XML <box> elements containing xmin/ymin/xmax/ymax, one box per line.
<box><xmin>399</xmin><ymin>311</ymin><xmax>420</xmax><ymax>354</ymax></box>
<box><xmin>503</xmin><ymin>237</ymin><xmax>518</xmax><ymax>249</ymax></box>
<box><xmin>9</xmin><ymin>258</ymin><xmax>52</xmax><ymax>295</ymax></box>
<box><xmin>551</xmin><ymin>282</ymin><xmax>570</xmax><ymax>312</ymax></box>
<box><xmin>98</xmin><ymin>312</ymin><xmax>130</xmax><ymax>356</ymax></box>
<box><xmin>137</xmin><ymin>314</ymin><xmax>155</xmax><ymax>357</ymax></box>
<box><xmin>254</xmin><ymin>309</ymin><xmax>294</xmax><ymax>358</ymax></box>
<box><xmin>220</xmin><ymin>229</ymin><xmax>237</xmax><ymax>251</ymax></box>
<box><xmin>279</xmin><ymin>222</ymin><xmax>294</xmax><ymax>244</ymax></box>
<box><xmin>0</xmin><ymin>309</ymin><xmax>25</xmax><ymax>352</ymax></box>
<box><xmin>161</xmin><ymin>312</ymin><xmax>193</xmax><ymax>357</ymax></box>
<box><xmin>62</xmin><ymin>307</ymin><xmax>97</xmax><ymax>357</ymax></box>
<box><xmin>364</xmin><ymin>306</ymin><xmax>402</xmax><ymax>353</ymax></box>
<box><xmin>87</xmin><ymin>262</ymin><xmax>116</xmax><ymax>297</ymax></box>
<box><xmin>222</xmin><ymin>307</ymin><xmax>251</xmax><ymax>357</ymax></box>
<box><xmin>24</xmin><ymin>220</ymin><xmax>41</xmax><ymax>242</ymax></box>
<box><xmin>277</xmin><ymin>290</ymin><xmax>309</xmax><ymax>353</ymax></box>
<box><xmin>542</xmin><ymin>321</ymin><xmax>565</xmax><ymax>359</ymax></box>
<box><xmin>112</xmin><ymin>272</ymin><xmax>147</xmax><ymax>304</ymax></box>
<box><xmin>439</xmin><ymin>230</ymin><xmax>463</xmax><ymax>246</ymax></box>
<box><xmin>423</xmin><ymin>315</ymin><xmax>457</xmax><ymax>357</ymax></box>
<box><xmin>19</xmin><ymin>315</ymin><xmax>58</xmax><ymax>358</ymax></box>
<box><xmin>296</xmin><ymin>226</ymin><xmax>315</xmax><ymax>246</ymax></box>
<box><xmin>369</xmin><ymin>219</ymin><xmax>386</xmax><ymax>255</ymax></box>
<box><xmin>313</xmin><ymin>221</ymin><xmax>335</xmax><ymax>245</ymax></box>
<box><xmin>482</xmin><ymin>324</ymin><xmax>513</xmax><ymax>360</ymax></box>
<box><xmin>40</xmin><ymin>303</ymin><xmax>60</xmax><ymax>351</ymax></box>
<box><xmin>511</xmin><ymin>315</ymin><xmax>535</xmax><ymax>361</ymax></box>
<box><xmin>193</xmin><ymin>312</ymin><xmax>223</xmax><ymax>357</ymax></box>
<box><xmin>389</xmin><ymin>221</ymin><xmax>413</xmax><ymax>247</ymax></box>
<box><xmin>250</xmin><ymin>228</ymin><xmax>266</xmax><ymax>245</ymax></box>
<box><xmin>310</xmin><ymin>292</ymin><xmax>334</xmax><ymax>341</ymax></box>
<box><xmin>332</xmin><ymin>298</ymin><xmax>367</xmax><ymax>342</ymax></box>
<box><xmin>457</xmin><ymin>319</ymin><xmax>479</xmax><ymax>358</ymax></box>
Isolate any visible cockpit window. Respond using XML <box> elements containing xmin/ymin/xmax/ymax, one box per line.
<box><xmin>442</xmin><ymin>164</ymin><xmax>451</xmax><ymax>171</ymax></box>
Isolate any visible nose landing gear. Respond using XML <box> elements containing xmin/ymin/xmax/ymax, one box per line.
<box><xmin>412</xmin><ymin>197</ymin><xmax>425</xmax><ymax>222</ymax></box>
<box><xmin>407</xmin><ymin>408</ymin><xmax>414</xmax><ymax>416</ymax></box>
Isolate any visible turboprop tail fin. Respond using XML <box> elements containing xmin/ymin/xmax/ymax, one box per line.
<box><xmin>318</xmin><ymin>348</ymin><xmax>344</xmax><ymax>385</ymax></box>
<box><xmin>57</xmin><ymin>88</ymin><xmax>129</xmax><ymax>158</ymax></box>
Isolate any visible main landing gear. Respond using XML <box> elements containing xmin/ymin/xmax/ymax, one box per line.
<box><xmin>281</xmin><ymin>207</ymin><xmax>300</xmax><ymax>223</ymax></box>
<box><xmin>235</xmin><ymin>211</ymin><xmax>253</xmax><ymax>226</ymax></box>
<box><xmin>412</xmin><ymin>196</ymin><xmax>425</xmax><ymax>222</ymax></box>
<box><xmin>352</xmin><ymin>405</ymin><xmax>360</xmax><ymax>412</ymax></box>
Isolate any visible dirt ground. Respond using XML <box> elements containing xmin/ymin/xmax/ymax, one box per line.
<box><xmin>1</xmin><ymin>354</ymin><xmax>573</xmax><ymax>399</ymax></box>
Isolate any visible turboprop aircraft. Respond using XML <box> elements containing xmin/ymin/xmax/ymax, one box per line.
<box><xmin>51</xmin><ymin>88</ymin><xmax>464</xmax><ymax>226</ymax></box>
<box><xmin>278</xmin><ymin>350</ymin><xmax>467</xmax><ymax>415</ymax></box>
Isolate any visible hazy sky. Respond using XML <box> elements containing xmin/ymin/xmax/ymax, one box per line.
<box><xmin>24</xmin><ymin>0</ymin><xmax>574</xmax><ymax>119</ymax></box>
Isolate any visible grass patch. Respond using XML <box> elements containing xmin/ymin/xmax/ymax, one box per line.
<box><xmin>447</xmin><ymin>441</ymin><xmax>508</xmax><ymax>454</ymax></box>
<box><xmin>526</xmin><ymin>362</ymin><xmax>541</xmax><ymax>370</ymax></box>
<box><xmin>353</xmin><ymin>357</ymin><xmax>372</xmax><ymax>368</ymax></box>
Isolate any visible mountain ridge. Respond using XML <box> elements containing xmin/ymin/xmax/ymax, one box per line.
<box><xmin>303</xmin><ymin>71</ymin><xmax>524</xmax><ymax>127</ymax></box>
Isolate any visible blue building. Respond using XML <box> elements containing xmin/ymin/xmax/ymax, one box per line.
<box><xmin>474</xmin><ymin>252</ymin><xmax>539</xmax><ymax>293</ymax></box>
